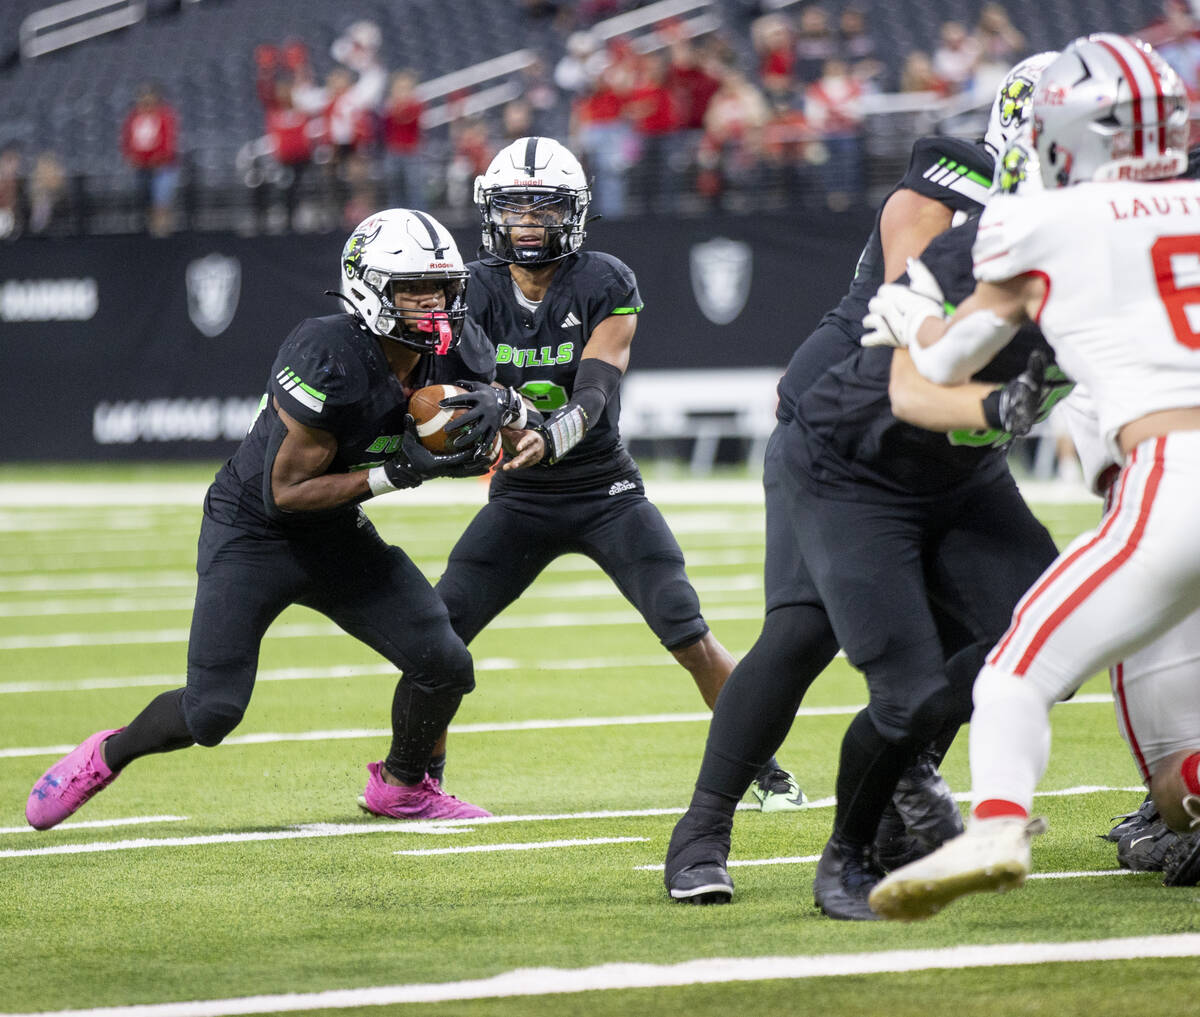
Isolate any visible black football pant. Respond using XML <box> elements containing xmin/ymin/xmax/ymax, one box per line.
<box><xmin>436</xmin><ymin>477</ymin><xmax>710</xmax><ymax>652</ymax></box>
<box><xmin>106</xmin><ymin>508</ymin><xmax>473</xmax><ymax>784</ymax></box>
<box><xmin>691</xmin><ymin>425</ymin><xmax>1059</xmax><ymax>845</ymax></box>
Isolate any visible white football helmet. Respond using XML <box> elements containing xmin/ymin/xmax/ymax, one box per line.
<box><xmin>340</xmin><ymin>208</ymin><xmax>469</xmax><ymax>354</ymax></box>
<box><xmin>474</xmin><ymin>136</ymin><xmax>591</xmax><ymax>265</ymax></box>
<box><xmin>1032</xmin><ymin>33</ymin><xmax>1189</xmax><ymax>188</ymax></box>
<box><xmin>982</xmin><ymin>51</ymin><xmax>1060</xmax><ymax>161</ymax></box>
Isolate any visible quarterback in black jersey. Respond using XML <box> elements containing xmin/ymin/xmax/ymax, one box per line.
<box><xmin>426</xmin><ymin>137</ymin><xmax>800</xmax><ymax>806</ymax></box>
<box><xmin>664</xmin><ymin>55</ymin><xmax>1063</xmax><ymax>915</ymax></box>
<box><xmin>25</xmin><ymin>209</ymin><xmax>514</xmax><ymax>832</ymax></box>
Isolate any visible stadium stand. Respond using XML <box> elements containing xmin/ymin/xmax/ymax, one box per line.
<box><xmin>0</xmin><ymin>0</ymin><xmax>1173</xmax><ymax>236</ymax></box>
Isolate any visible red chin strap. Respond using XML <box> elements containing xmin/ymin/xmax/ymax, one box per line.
<box><xmin>415</xmin><ymin>311</ymin><xmax>453</xmax><ymax>355</ymax></box>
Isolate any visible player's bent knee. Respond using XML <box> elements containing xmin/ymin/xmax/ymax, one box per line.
<box><xmin>1150</xmin><ymin>748</ymin><xmax>1200</xmax><ymax>833</ymax></box>
<box><xmin>182</xmin><ymin>692</ymin><xmax>248</xmax><ymax>747</ymax></box>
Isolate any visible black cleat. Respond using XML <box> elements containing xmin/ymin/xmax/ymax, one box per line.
<box><xmin>664</xmin><ymin>795</ymin><xmax>735</xmax><ymax>905</ymax></box>
<box><xmin>1117</xmin><ymin>815</ymin><xmax>1178</xmax><ymax>872</ymax></box>
<box><xmin>1162</xmin><ymin>831</ymin><xmax>1200</xmax><ymax>887</ymax></box>
<box><xmin>668</xmin><ymin>862</ymin><xmax>734</xmax><ymax>904</ymax></box>
<box><xmin>812</xmin><ymin>834</ymin><xmax>884</xmax><ymax>921</ymax></box>
<box><xmin>1102</xmin><ymin>794</ymin><xmax>1159</xmax><ymax>843</ymax></box>
<box><xmin>891</xmin><ymin>755</ymin><xmax>963</xmax><ymax>850</ymax></box>
<box><xmin>873</xmin><ymin>800</ymin><xmax>925</xmax><ymax>872</ymax></box>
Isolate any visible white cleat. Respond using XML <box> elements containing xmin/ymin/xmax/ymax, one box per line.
<box><xmin>868</xmin><ymin>815</ymin><xmax>1047</xmax><ymax>921</ymax></box>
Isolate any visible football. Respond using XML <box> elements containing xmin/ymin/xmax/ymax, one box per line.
<box><xmin>407</xmin><ymin>384</ymin><xmax>502</xmax><ymax>462</ymax></box>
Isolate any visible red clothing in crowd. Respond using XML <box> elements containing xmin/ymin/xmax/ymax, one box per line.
<box><xmin>627</xmin><ymin>81</ymin><xmax>679</xmax><ymax>135</ymax></box>
<box><xmin>265</xmin><ymin>107</ymin><xmax>312</xmax><ymax>165</ymax></box>
<box><xmin>666</xmin><ymin>64</ymin><xmax>720</xmax><ymax>129</ymax></box>
<box><xmin>121</xmin><ymin>101</ymin><xmax>178</xmax><ymax>168</ymax></box>
<box><xmin>382</xmin><ymin>97</ymin><xmax>424</xmax><ymax>154</ymax></box>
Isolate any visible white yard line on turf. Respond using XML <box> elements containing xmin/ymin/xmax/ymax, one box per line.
<box><xmin>1</xmin><ymin>934</ymin><xmax>1194</xmax><ymax>1016</ymax></box>
<box><xmin>0</xmin><ymin>698</ymin><xmax>1119</xmax><ymax>760</ymax></box>
<box><xmin>0</xmin><ymin>789</ymin><xmax>1143</xmax><ymax>859</ymax></box>
<box><xmin>0</xmin><ymin>815</ymin><xmax>186</xmax><ymax>835</ymax></box>
<box><xmin>394</xmin><ymin>836</ymin><xmax>648</xmax><ymax>856</ymax></box>
<box><xmin>0</xmin><ymin>604</ymin><xmax>767</xmax><ymax>651</ymax></box>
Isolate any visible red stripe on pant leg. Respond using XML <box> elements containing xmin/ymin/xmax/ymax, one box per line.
<box><xmin>1014</xmin><ymin>438</ymin><xmax>1167</xmax><ymax>677</ymax></box>
<box><xmin>1112</xmin><ymin>660</ymin><xmax>1150</xmax><ymax>782</ymax></box>
<box><xmin>1183</xmin><ymin>753</ymin><xmax>1200</xmax><ymax>795</ymax></box>
<box><xmin>989</xmin><ymin>461</ymin><xmax>1135</xmax><ymax>667</ymax></box>
<box><xmin>974</xmin><ymin>799</ymin><xmax>1028</xmax><ymax>820</ymax></box>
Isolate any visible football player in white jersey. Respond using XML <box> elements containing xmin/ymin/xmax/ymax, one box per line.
<box><xmin>860</xmin><ymin>33</ymin><xmax>1200</xmax><ymax>918</ymax></box>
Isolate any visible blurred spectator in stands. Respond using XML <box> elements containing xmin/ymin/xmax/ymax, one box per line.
<box><xmin>794</xmin><ymin>5</ymin><xmax>838</xmax><ymax>85</ymax></box>
<box><xmin>899</xmin><ymin>50</ymin><xmax>950</xmax><ymax>97</ymax></box>
<box><xmin>576</xmin><ymin>0</ymin><xmax>626</xmax><ymax>27</ymax></box>
<box><xmin>626</xmin><ymin>51</ymin><xmax>682</xmax><ymax>213</ymax></box>
<box><xmin>340</xmin><ymin>150</ymin><xmax>377</xmax><ymax>230</ymax></box>
<box><xmin>294</xmin><ymin>22</ymin><xmax>386</xmax><ymax>222</ymax></box>
<box><xmin>27</xmin><ymin>151</ymin><xmax>70</xmax><ymax>237</ymax></box>
<box><xmin>932</xmin><ymin>21</ymin><xmax>980</xmax><ymax>96</ymax></box>
<box><xmin>555</xmin><ymin>31</ymin><xmax>605</xmax><ymax>98</ymax></box>
<box><xmin>501</xmin><ymin>97</ymin><xmax>536</xmax><ymax>146</ymax></box>
<box><xmin>838</xmin><ymin>6</ymin><xmax>885</xmax><ymax>89</ymax></box>
<box><xmin>380</xmin><ymin>69</ymin><xmax>425</xmax><ymax>209</ymax></box>
<box><xmin>254</xmin><ymin>49</ymin><xmax>315</xmax><ymax>231</ymax></box>
<box><xmin>0</xmin><ymin>144</ymin><xmax>26</xmax><ymax>241</ymax></box>
<box><xmin>696</xmin><ymin>65</ymin><xmax>768</xmax><ymax>209</ymax></box>
<box><xmin>572</xmin><ymin>48</ymin><xmax>637</xmax><ymax>217</ymax></box>
<box><xmin>667</xmin><ymin>36</ymin><xmax>721</xmax><ymax>132</ymax></box>
<box><xmin>518</xmin><ymin>56</ymin><xmax>560</xmax><ymax>135</ymax></box>
<box><xmin>804</xmin><ymin>57</ymin><xmax>864</xmax><ymax>212</ymax></box>
<box><xmin>1145</xmin><ymin>1</ymin><xmax>1200</xmax><ymax>97</ymax></box>
<box><xmin>762</xmin><ymin>94</ymin><xmax>821</xmax><ymax>210</ymax></box>
<box><xmin>121</xmin><ymin>82</ymin><xmax>179</xmax><ymax>236</ymax></box>
<box><xmin>444</xmin><ymin>116</ymin><xmax>493</xmax><ymax>209</ymax></box>
<box><xmin>971</xmin><ymin>4</ymin><xmax>1026</xmax><ymax>98</ymax></box>
<box><xmin>753</xmin><ymin>13</ymin><xmax>796</xmax><ymax>105</ymax></box>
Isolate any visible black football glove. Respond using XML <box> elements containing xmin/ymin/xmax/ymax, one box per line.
<box><xmin>372</xmin><ymin>416</ymin><xmax>493</xmax><ymax>492</ymax></box>
<box><xmin>440</xmin><ymin>381</ymin><xmax>526</xmax><ymax>450</ymax></box>
<box><xmin>983</xmin><ymin>350</ymin><xmax>1048</xmax><ymax>438</ymax></box>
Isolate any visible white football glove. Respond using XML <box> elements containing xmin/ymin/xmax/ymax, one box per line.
<box><xmin>861</xmin><ymin>257</ymin><xmax>947</xmax><ymax>349</ymax></box>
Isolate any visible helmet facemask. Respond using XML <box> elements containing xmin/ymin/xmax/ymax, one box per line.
<box><xmin>479</xmin><ymin>185</ymin><xmax>589</xmax><ymax>265</ymax></box>
<box><xmin>358</xmin><ymin>268</ymin><xmax>468</xmax><ymax>354</ymax></box>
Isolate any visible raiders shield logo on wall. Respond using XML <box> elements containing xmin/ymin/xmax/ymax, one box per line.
<box><xmin>690</xmin><ymin>237</ymin><xmax>752</xmax><ymax>326</ymax></box>
<box><xmin>186</xmin><ymin>254</ymin><xmax>241</xmax><ymax>338</ymax></box>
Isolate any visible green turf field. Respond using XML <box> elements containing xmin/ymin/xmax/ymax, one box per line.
<box><xmin>1</xmin><ymin>464</ymin><xmax>1196</xmax><ymax>1017</ymax></box>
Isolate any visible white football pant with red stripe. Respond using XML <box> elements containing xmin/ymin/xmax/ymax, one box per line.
<box><xmin>968</xmin><ymin>433</ymin><xmax>1200</xmax><ymax>816</ymax></box>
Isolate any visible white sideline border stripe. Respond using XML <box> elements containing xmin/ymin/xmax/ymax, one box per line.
<box><xmin>0</xmin><ymin>695</ymin><xmax>1120</xmax><ymax>760</ymax></box>
<box><xmin>1</xmin><ymin>789</ymin><xmax>1143</xmax><ymax>859</ymax></box>
<box><xmin>394</xmin><ymin>836</ymin><xmax>648</xmax><ymax>856</ymax></box>
<box><xmin>2</xmin><ymin>934</ymin><xmax>1195</xmax><ymax>1016</ymax></box>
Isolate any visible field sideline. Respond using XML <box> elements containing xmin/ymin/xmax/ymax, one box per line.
<box><xmin>1</xmin><ymin>464</ymin><xmax>1196</xmax><ymax>1017</ymax></box>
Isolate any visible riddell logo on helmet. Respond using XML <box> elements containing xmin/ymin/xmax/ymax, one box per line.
<box><xmin>428</xmin><ymin>262</ymin><xmax>455</xmax><ymax>268</ymax></box>
<box><xmin>514</xmin><ymin>178</ymin><xmax>544</xmax><ymax>186</ymax></box>
<box><xmin>1115</xmin><ymin>159</ymin><xmax>1183</xmax><ymax>180</ymax></box>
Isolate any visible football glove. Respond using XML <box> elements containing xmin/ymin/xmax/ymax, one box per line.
<box><xmin>367</xmin><ymin>416</ymin><xmax>494</xmax><ymax>494</ymax></box>
<box><xmin>862</xmin><ymin>257</ymin><xmax>946</xmax><ymax>349</ymax></box>
<box><xmin>442</xmin><ymin>381</ymin><xmax>527</xmax><ymax>449</ymax></box>
<box><xmin>982</xmin><ymin>350</ymin><xmax>1047</xmax><ymax>438</ymax></box>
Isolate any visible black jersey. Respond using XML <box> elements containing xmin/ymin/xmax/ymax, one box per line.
<box><xmin>205</xmin><ymin>312</ymin><xmax>496</xmax><ymax>535</ymax></box>
<box><xmin>466</xmin><ymin>251</ymin><xmax>644</xmax><ymax>492</ymax></box>
<box><xmin>777</xmin><ymin>136</ymin><xmax>994</xmax><ymax>421</ymax></box>
<box><xmin>785</xmin><ymin>215</ymin><xmax>1070</xmax><ymax>500</ymax></box>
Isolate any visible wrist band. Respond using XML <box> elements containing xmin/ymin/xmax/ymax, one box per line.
<box><xmin>367</xmin><ymin>465</ymin><xmax>395</xmax><ymax>497</ymax></box>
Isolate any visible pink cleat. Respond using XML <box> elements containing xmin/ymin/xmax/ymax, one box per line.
<box><xmin>360</xmin><ymin>761</ymin><xmax>491</xmax><ymax>820</ymax></box>
<box><xmin>26</xmin><ymin>728</ymin><xmax>124</xmax><ymax>830</ymax></box>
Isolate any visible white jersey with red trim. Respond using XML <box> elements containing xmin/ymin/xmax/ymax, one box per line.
<box><xmin>973</xmin><ymin>181</ymin><xmax>1200</xmax><ymax>458</ymax></box>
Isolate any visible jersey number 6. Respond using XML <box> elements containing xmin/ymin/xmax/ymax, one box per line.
<box><xmin>1151</xmin><ymin>234</ymin><xmax>1200</xmax><ymax>350</ymax></box>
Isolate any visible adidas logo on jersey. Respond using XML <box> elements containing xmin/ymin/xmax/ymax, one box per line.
<box><xmin>608</xmin><ymin>480</ymin><xmax>636</xmax><ymax>496</ymax></box>
<box><xmin>561</xmin><ymin>312</ymin><xmax>582</xmax><ymax>329</ymax></box>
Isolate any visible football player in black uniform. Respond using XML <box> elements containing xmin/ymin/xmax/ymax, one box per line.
<box><xmin>664</xmin><ymin>55</ymin><xmax>1066</xmax><ymax>917</ymax></box>
<box><xmin>25</xmin><ymin>209</ymin><xmax>513</xmax><ymax>831</ymax></box>
<box><xmin>427</xmin><ymin>136</ymin><xmax>802</xmax><ymax>808</ymax></box>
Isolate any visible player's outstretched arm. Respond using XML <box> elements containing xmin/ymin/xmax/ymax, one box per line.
<box><xmin>268</xmin><ymin>402</ymin><xmax>366</xmax><ymax>513</ymax></box>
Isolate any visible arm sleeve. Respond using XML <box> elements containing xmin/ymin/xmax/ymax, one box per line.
<box><xmin>908</xmin><ymin>309</ymin><xmax>1020</xmax><ymax>385</ymax></box>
